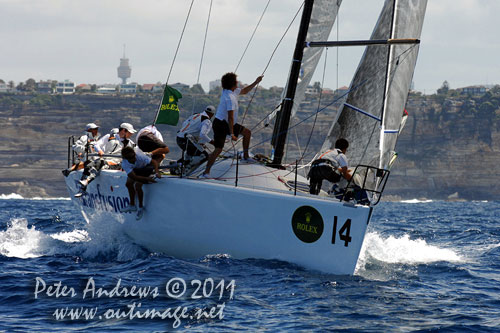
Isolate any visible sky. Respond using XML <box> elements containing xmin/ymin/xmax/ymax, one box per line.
<box><xmin>1</xmin><ymin>0</ymin><xmax>499</xmax><ymax>94</ymax></box>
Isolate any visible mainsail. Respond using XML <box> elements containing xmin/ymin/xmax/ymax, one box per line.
<box><xmin>321</xmin><ymin>0</ymin><xmax>427</xmax><ymax>171</ymax></box>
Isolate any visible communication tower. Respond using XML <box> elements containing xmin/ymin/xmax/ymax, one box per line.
<box><xmin>117</xmin><ymin>44</ymin><xmax>132</xmax><ymax>84</ymax></box>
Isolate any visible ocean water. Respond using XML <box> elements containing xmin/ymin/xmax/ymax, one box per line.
<box><xmin>0</xmin><ymin>194</ymin><xmax>498</xmax><ymax>332</ymax></box>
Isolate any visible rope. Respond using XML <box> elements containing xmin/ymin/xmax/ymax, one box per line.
<box><xmin>234</xmin><ymin>0</ymin><xmax>272</xmax><ymax>73</ymax></box>
<box><xmin>153</xmin><ymin>0</ymin><xmax>195</xmax><ymax>124</ymax></box>
<box><xmin>191</xmin><ymin>0</ymin><xmax>213</xmax><ymax>115</ymax></box>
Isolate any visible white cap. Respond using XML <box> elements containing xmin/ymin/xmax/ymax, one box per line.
<box><xmin>110</xmin><ymin>128</ymin><xmax>119</xmax><ymax>136</ymax></box>
<box><xmin>119</xmin><ymin>123</ymin><xmax>136</xmax><ymax>133</ymax></box>
<box><xmin>85</xmin><ymin>123</ymin><xmax>99</xmax><ymax>131</ymax></box>
<box><xmin>205</xmin><ymin>105</ymin><xmax>216</xmax><ymax>113</ymax></box>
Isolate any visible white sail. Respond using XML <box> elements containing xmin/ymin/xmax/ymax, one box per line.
<box><xmin>321</xmin><ymin>0</ymin><xmax>427</xmax><ymax>170</ymax></box>
<box><xmin>289</xmin><ymin>0</ymin><xmax>342</xmax><ymax>117</ymax></box>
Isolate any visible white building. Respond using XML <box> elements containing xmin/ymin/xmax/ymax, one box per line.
<box><xmin>56</xmin><ymin>80</ymin><xmax>75</xmax><ymax>94</ymax></box>
<box><xmin>97</xmin><ymin>85</ymin><xmax>117</xmax><ymax>94</ymax></box>
<box><xmin>119</xmin><ymin>83</ymin><xmax>137</xmax><ymax>94</ymax></box>
<box><xmin>209</xmin><ymin>79</ymin><xmax>221</xmax><ymax>92</ymax></box>
<box><xmin>0</xmin><ymin>83</ymin><xmax>9</xmax><ymax>93</ymax></box>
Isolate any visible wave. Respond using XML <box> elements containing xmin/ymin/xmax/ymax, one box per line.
<box><xmin>0</xmin><ymin>216</ymin><xmax>144</xmax><ymax>261</ymax></box>
<box><xmin>0</xmin><ymin>193</ymin><xmax>70</xmax><ymax>200</ymax></box>
<box><xmin>400</xmin><ymin>198</ymin><xmax>434</xmax><ymax>203</ymax></box>
<box><xmin>356</xmin><ymin>231</ymin><xmax>462</xmax><ymax>274</ymax></box>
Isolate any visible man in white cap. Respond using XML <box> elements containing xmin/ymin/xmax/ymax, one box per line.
<box><xmin>63</xmin><ymin>123</ymin><xmax>101</xmax><ymax>177</ymax></box>
<box><xmin>118</xmin><ymin>123</ymin><xmax>137</xmax><ymax>149</ymax></box>
<box><xmin>176</xmin><ymin>105</ymin><xmax>215</xmax><ymax>164</ymax></box>
<box><xmin>75</xmin><ymin>128</ymin><xmax>123</xmax><ymax>197</ymax></box>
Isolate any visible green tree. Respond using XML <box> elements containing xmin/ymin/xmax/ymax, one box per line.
<box><xmin>437</xmin><ymin>80</ymin><xmax>449</xmax><ymax>95</ymax></box>
<box><xmin>8</xmin><ymin>81</ymin><xmax>15</xmax><ymax>89</ymax></box>
<box><xmin>190</xmin><ymin>83</ymin><xmax>205</xmax><ymax>94</ymax></box>
<box><xmin>313</xmin><ymin>81</ymin><xmax>321</xmax><ymax>93</ymax></box>
<box><xmin>0</xmin><ymin>79</ymin><xmax>5</xmax><ymax>84</ymax></box>
<box><xmin>25</xmin><ymin>78</ymin><xmax>36</xmax><ymax>92</ymax></box>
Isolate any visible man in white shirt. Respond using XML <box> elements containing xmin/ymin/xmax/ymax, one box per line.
<box><xmin>120</xmin><ymin>146</ymin><xmax>161</xmax><ymax>220</ymax></box>
<box><xmin>118</xmin><ymin>122</ymin><xmax>137</xmax><ymax>149</ymax></box>
<box><xmin>63</xmin><ymin>123</ymin><xmax>101</xmax><ymax>177</ymax></box>
<box><xmin>136</xmin><ymin>125</ymin><xmax>170</xmax><ymax>164</ymax></box>
<box><xmin>308</xmin><ymin>138</ymin><xmax>352</xmax><ymax>195</ymax></box>
<box><xmin>75</xmin><ymin>128</ymin><xmax>122</xmax><ymax>197</ymax></box>
<box><xmin>201</xmin><ymin>72</ymin><xmax>263</xmax><ymax>178</ymax></box>
<box><xmin>176</xmin><ymin>105</ymin><xmax>215</xmax><ymax>162</ymax></box>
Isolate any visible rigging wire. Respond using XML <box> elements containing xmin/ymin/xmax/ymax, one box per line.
<box><xmin>239</xmin><ymin>1</ymin><xmax>304</xmax><ymax>127</ymax></box>
<box><xmin>246</xmin><ymin>44</ymin><xmax>419</xmax><ymax>154</ymax></box>
<box><xmin>153</xmin><ymin>0</ymin><xmax>195</xmax><ymax>124</ymax></box>
<box><xmin>191</xmin><ymin>0</ymin><xmax>213</xmax><ymax>115</ymax></box>
<box><xmin>234</xmin><ymin>0</ymin><xmax>272</xmax><ymax>73</ymax></box>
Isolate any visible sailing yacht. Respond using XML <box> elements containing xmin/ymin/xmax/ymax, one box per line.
<box><xmin>64</xmin><ymin>0</ymin><xmax>427</xmax><ymax>275</ymax></box>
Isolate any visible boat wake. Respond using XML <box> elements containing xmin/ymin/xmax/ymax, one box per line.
<box><xmin>0</xmin><ymin>216</ymin><xmax>146</xmax><ymax>261</ymax></box>
<box><xmin>355</xmin><ymin>231</ymin><xmax>462</xmax><ymax>278</ymax></box>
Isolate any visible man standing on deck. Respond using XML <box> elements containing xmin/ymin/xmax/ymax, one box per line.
<box><xmin>200</xmin><ymin>72</ymin><xmax>263</xmax><ymax>178</ymax></box>
<box><xmin>308</xmin><ymin>138</ymin><xmax>352</xmax><ymax>195</ymax></box>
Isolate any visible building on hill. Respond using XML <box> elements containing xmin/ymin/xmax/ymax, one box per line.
<box><xmin>460</xmin><ymin>85</ymin><xmax>487</xmax><ymax>95</ymax></box>
<box><xmin>119</xmin><ymin>83</ymin><xmax>137</xmax><ymax>94</ymax></box>
<box><xmin>36</xmin><ymin>81</ymin><xmax>53</xmax><ymax>94</ymax></box>
<box><xmin>97</xmin><ymin>84</ymin><xmax>117</xmax><ymax>94</ymax></box>
<box><xmin>76</xmin><ymin>84</ymin><xmax>92</xmax><ymax>93</ymax></box>
<box><xmin>142</xmin><ymin>83</ymin><xmax>164</xmax><ymax>93</ymax></box>
<box><xmin>55</xmin><ymin>80</ymin><xmax>75</xmax><ymax>94</ymax></box>
<box><xmin>171</xmin><ymin>82</ymin><xmax>189</xmax><ymax>94</ymax></box>
<box><xmin>209</xmin><ymin>79</ymin><xmax>221</xmax><ymax>92</ymax></box>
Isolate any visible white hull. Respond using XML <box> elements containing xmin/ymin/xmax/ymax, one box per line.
<box><xmin>64</xmin><ymin>160</ymin><xmax>372</xmax><ymax>275</ymax></box>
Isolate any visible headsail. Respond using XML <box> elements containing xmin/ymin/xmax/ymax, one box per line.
<box><xmin>321</xmin><ymin>0</ymin><xmax>427</xmax><ymax>171</ymax></box>
<box><xmin>289</xmin><ymin>0</ymin><xmax>342</xmax><ymax>118</ymax></box>
<box><xmin>271</xmin><ymin>0</ymin><xmax>342</xmax><ymax>164</ymax></box>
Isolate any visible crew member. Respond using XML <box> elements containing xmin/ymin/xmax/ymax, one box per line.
<box><xmin>62</xmin><ymin>123</ymin><xmax>101</xmax><ymax>177</ymax></box>
<box><xmin>118</xmin><ymin>122</ymin><xmax>137</xmax><ymax>148</ymax></box>
<box><xmin>176</xmin><ymin>105</ymin><xmax>215</xmax><ymax>163</ymax></box>
<box><xmin>120</xmin><ymin>146</ymin><xmax>161</xmax><ymax>220</ymax></box>
<box><xmin>201</xmin><ymin>72</ymin><xmax>263</xmax><ymax>178</ymax></box>
<box><xmin>136</xmin><ymin>125</ymin><xmax>170</xmax><ymax>164</ymax></box>
<box><xmin>308</xmin><ymin>138</ymin><xmax>352</xmax><ymax>195</ymax></box>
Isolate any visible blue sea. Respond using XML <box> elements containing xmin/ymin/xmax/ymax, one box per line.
<box><xmin>0</xmin><ymin>194</ymin><xmax>498</xmax><ymax>332</ymax></box>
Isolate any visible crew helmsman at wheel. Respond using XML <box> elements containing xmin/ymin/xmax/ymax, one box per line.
<box><xmin>308</xmin><ymin>138</ymin><xmax>352</xmax><ymax>195</ymax></box>
<box><xmin>176</xmin><ymin>105</ymin><xmax>215</xmax><ymax>163</ymax></box>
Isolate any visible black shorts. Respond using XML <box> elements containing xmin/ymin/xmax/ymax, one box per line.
<box><xmin>212</xmin><ymin>118</ymin><xmax>245</xmax><ymax>149</ymax></box>
<box><xmin>137</xmin><ymin>132</ymin><xmax>167</xmax><ymax>153</ymax></box>
<box><xmin>133</xmin><ymin>165</ymin><xmax>155</xmax><ymax>177</ymax></box>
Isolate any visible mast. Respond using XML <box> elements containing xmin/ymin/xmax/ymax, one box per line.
<box><xmin>271</xmin><ymin>0</ymin><xmax>314</xmax><ymax>167</ymax></box>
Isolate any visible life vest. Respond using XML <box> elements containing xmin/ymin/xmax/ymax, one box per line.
<box><xmin>177</xmin><ymin>113</ymin><xmax>210</xmax><ymax>139</ymax></box>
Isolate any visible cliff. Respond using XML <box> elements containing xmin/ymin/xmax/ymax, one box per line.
<box><xmin>0</xmin><ymin>89</ymin><xmax>498</xmax><ymax>200</ymax></box>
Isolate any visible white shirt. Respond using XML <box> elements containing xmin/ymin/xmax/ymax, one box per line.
<box><xmin>215</xmin><ymin>88</ymin><xmax>241</xmax><ymax>124</ymax></box>
<box><xmin>176</xmin><ymin>111</ymin><xmax>212</xmax><ymax>143</ymax></box>
<box><xmin>95</xmin><ymin>134</ymin><xmax>122</xmax><ymax>164</ymax></box>
<box><xmin>121</xmin><ymin>149</ymin><xmax>152</xmax><ymax>174</ymax></box>
<box><xmin>137</xmin><ymin>125</ymin><xmax>163</xmax><ymax>142</ymax></box>
<box><xmin>72</xmin><ymin>132</ymin><xmax>100</xmax><ymax>156</ymax></box>
<box><xmin>319</xmin><ymin>149</ymin><xmax>348</xmax><ymax>168</ymax></box>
